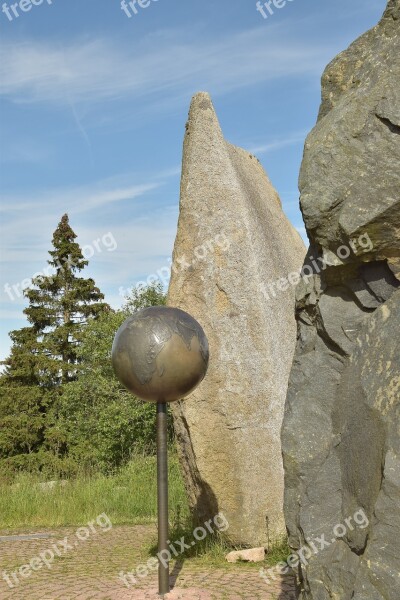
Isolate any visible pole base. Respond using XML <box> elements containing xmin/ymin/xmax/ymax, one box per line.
<box><xmin>157</xmin><ymin>402</ymin><xmax>170</xmax><ymax>597</ymax></box>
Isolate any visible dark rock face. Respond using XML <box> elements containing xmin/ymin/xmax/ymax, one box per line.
<box><xmin>281</xmin><ymin>2</ymin><xmax>400</xmax><ymax>598</ymax></box>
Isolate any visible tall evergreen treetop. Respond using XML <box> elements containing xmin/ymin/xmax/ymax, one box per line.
<box><xmin>1</xmin><ymin>213</ymin><xmax>110</xmax><ymax>442</ymax></box>
<box><xmin>21</xmin><ymin>213</ymin><xmax>110</xmax><ymax>383</ymax></box>
<box><xmin>1</xmin><ymin>214</ymin><xmax>110</xmax><ymax>470</ymax></box>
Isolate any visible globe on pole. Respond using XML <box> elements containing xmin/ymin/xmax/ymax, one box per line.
<box><xmin>111</xmin><ymin>306</ymin><xmax>209</xmax><ymax>402</ymax></box>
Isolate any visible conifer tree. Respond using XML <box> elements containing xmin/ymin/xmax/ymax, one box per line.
<box><xmin>0</xmin><ymin>327</ymin><xmax>46</xmax><ymax>463</ymax></box>
<box><xmin>23</xmin><ymin>213</ymin><xmax>109</xmax><ymax>383</ymax></box>
<box><xmin>0</xmin><ymin>214</ymin><xmax>109</xmax><ymax>473</ymax></box>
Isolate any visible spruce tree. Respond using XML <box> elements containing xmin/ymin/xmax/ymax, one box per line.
<box><xmin>24</xmin><ymin>213</ymin><xmax>109</xmax><ymax>384</ymax></box>
<box><xmin>0</xmin><ymin>327</ymin><xmax>46</xmax><ymax>464</ymax></box>
<box><xmin>0</xmin><ymin>214</ymin><xmax>109</xmax><ymax>474</ymax></box>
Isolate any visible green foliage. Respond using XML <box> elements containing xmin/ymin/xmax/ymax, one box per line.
<box><xmin>264</xmin><ymin>538</ymin><xmax>292</xmax><ymax>568</ymax></box>
<box><xmin>0</xmin><ymin>212</ymin><xmax>168</xmax><ymax>477</ymax></box>
<box><xmin>0</xmin><ymin>325</ymin><xmax>52</xmax><ymax>459</ymax></box>
<box><xmin>0</xmin><ymin>214</ymin><xmax>108</xmax><ymax>473</ymax></box>
<box><xmin>147</xmin><ymin>517</ymin><xmax>232</xmax><ymax>566</ymax></box>
<box><xmin>0</xmin><ymin>451</ymin><xmax>79</xmax><ymax>482</ymax></box>
<box><xmin>123</xmin><ymin>281</ymin><xmax>166</xmax><ymax>313</ymax></box>
<box><xmin>22</xmin><ymin>213</ymin><xmax>109</xmax><ymax>384</ymax></box>
<box><xmin>56</xmin><ymin>283</ymin><xmax>169</xmax><ymax>473</ymax></box>
<box><xmin>0</xmin><ymin>380</ymin><xmax>45</xmax><ymax>459</ymax></box>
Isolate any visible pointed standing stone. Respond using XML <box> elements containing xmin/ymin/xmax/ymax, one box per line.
<box><xmin>168</xmin><ymin>92</ymin><xmax>306</xmax><ymax>545</ymax></box>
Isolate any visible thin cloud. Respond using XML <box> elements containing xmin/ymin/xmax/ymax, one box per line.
<box><xmin>0</xmin><ymin>169</ymin><xmax>179</xmax><ymax>278</ymax></box>
<box><xmin>0</xmin><ymin>29</ymin><xmax>335</xmax><ymax>108</ymax></box>
<box><xmin>0</xmin><ymin>216</ymin><xmax>178</xmax><ymax>308</ymax></box>
<box><xmin>249</xmin><ymin>131</ymin><xmax>308</xmax><ymax>155</ymax></box>
<box><xmin>0</xmin><ymin>182</ymin><xmax>162</xmax><ymax>215</ymax></box>
<box><xmin>0</xmin><ymin>140</ymin><xmax>52</xmax><ymax>164</ymax></box>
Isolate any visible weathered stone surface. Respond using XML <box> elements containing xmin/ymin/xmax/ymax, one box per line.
<box><xmin>282</xmin><ymin>2</ymin><xmax>400</xmax><ymax>598</ymax></box>
<box><xmin>168</xmin><ymin>92</ymin><xmax>306</xmax><ymax>546</ymax></box>
<box><xmin>300</xmin><ymin>0</ymin><xmax>400</xmax><ymax>276</ymax></box>
<box><xmin>225</xmin><ymin>547</ymin><xmax>265</xmax><ymax>563</ymax></box>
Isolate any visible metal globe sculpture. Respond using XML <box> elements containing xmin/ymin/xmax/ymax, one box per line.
<box><xmin>111</xmin><ymin>306</ymin><xmax>209</xmax><ymax>403</ymax></box>
<box><xmin>111</xmin><ymin>306</ymin><xmax>209</xmax><ymax>597</ymax></box>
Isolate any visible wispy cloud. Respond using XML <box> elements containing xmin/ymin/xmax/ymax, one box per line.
<box><xmin>0</xmin><ymin>181</ymin><xmax>162</xmax><ymax>215</ymax></box>
<box><xmin>0</xmin><ymin>139</ymin><xmax>52</xmax><ymax>164</ymax></box>
<box><xmin>0</xmin><ymin>28</ymin><xmax>335</xmax><ymax>109</ymax></box>
<box><xmin>0</xmin><ymin>168</ymin><xmax>179</xmax><ymax>291</ymax></box>
<box><xmin>1</xmin><ymin>214</ymin><xmax>178</xmax><ymax>313</ymax></box>
<box><xmin>249</xmin><ymin>131</ymin><xmax>308</xmax><ymax>155</ymax></box>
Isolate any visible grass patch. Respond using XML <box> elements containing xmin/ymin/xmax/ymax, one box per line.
<box><xmin>147</xmin><ymin>516</ymin><xmax>291</xmax><ymax>569</ymax></box>
<box><xmin>0</xmin><ymin>454</ymin><xmax>188</xmax><ymax>529</ymax></box>
<box><xmin>0</xmin><ymin>454</ymin><xmax>291</xmax><ymax>572</ymax></box>
<box><xmin>265</xmin><ymin>538</ymin><xmax>291</xmax><ymax>567</ymax></box>
<box><xmin>147</xmin><ymin>519</ymin><xmax>233</xmax><ymax>568</ymax></box>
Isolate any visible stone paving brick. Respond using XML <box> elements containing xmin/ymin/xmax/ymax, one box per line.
<box><xmin>0</xmin><ymin>525</ymin><xmax>298</xmax><ymax>599</ymax></box>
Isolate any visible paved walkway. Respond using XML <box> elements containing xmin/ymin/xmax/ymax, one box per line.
<box><xmin>0</xmin><ymin>525</ymin><xmax>298</xmax><ymax>599</ymax></box>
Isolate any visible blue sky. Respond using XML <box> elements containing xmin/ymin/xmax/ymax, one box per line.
<box><xmin>0</xmin><ymin>0</ymin><xmax>386</xmax><ymax>361</ymax></box>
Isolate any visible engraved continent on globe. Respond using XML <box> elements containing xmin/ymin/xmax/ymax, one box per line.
<box><xmin>111</xmin><ymin>306</ymin><xmax>209</xmax><ymax>402</ymax></box>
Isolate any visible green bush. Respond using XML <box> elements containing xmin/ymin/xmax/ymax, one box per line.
<box><xmin>0</xmin><ymin>283</ymin><xmax>170</xmax><ymax>477</ymax></box>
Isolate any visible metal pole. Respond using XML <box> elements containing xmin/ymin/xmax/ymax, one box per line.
<box><xmin>156</xmin><ymin>402</ymin><xmax>169</xmax><ymax>596</ymax></box>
